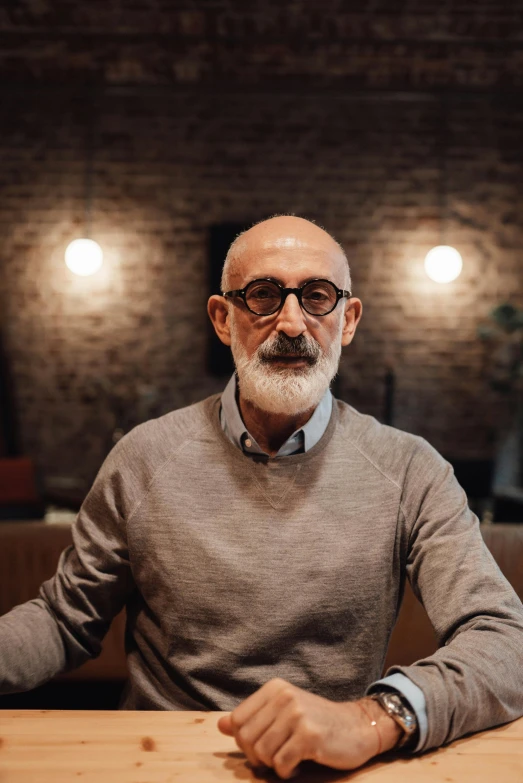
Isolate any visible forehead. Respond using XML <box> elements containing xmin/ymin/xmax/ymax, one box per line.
<box><xmin>230</xmin><ymin>236</ymin><xmax>348</xmax><ymax>286</ymax></box>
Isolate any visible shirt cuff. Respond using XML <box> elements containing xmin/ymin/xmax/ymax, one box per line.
<box><xmin>365</xmin><ymin>673</ymin><xmax>428</xmax><ymax>752</ymax></box>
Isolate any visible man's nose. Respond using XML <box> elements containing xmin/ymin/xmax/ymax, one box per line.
<box><xmin>275</xmin><ymin>292</ymin><xmax>307</xmax><ymax>337</ymax></box>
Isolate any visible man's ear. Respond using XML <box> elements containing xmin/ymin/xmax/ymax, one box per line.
<box><xmin>341</xmin><ymin>298</ymin><xmax>363</xmax><ymax>347</ymax></box>
<box><xmin>207</xmin><ymin>295</ymin><xmax>232</xmax><ymax>347</ymax></box>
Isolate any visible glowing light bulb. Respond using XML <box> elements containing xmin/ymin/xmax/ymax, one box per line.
<box><xmin>424</xmin><ymin>245</ymin><xmax>463</xmax><ymax>283</ymax></box>
<box><xmin>65</xmin><ymin>239</ymin><xmax>103</xmax><ymax>276</ymax></box>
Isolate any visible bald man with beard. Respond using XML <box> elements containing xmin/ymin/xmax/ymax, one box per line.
<box><xmin>1</xmin><ymin>216</ymin><xmax>522</xmax><ymax>779</ymax></box>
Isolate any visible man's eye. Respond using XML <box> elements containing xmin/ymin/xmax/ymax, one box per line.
<box><xmin>250</xmin><ymin>287</ymin><xmax>278</xmax><ymax>300</ymax></box>
<box><xmin>305</xmin><ymin>289</ymin><xmax>328</xmax><ymax>301</ymax></box>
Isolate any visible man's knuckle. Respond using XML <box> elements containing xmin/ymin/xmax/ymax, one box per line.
<box><xmin>230</xmin><ymin>714</ymin><xmax>242</xmax><ymax>733</ymax></box>
<box><xmin>253</xmin><ymin>739</ymin><xmax>271</xmax><ymax>766</ymax></box>
<box><xmin>286</xmin><ymin>704</ymin><xmax>303</xmax><ymax>724</ymax></box>
<box><xmin>237</xmin><ymin>726</ymin><xmax>251</xmax><ymax>746</ymax></box>
<box><xmin>302</xmin><ymin>720</ymin><xmax>321</xmax><ymax>745</ymax></box>
<box><xmin>274</xmin><ymin>750</ymin><xmax>296</xmax><ymax>779</ymax></box>
<box><xmin>280</xmin><ymin>685</ymin><xmax>297</xmax><ymax>702</ymax></box>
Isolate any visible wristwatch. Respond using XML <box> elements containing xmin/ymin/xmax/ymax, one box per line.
<box><xmin>369</xmin><ymin>691</ymin><xmax>418</xmax><ymax>749</ymax></box>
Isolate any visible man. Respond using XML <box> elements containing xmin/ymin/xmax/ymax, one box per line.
<box><xmin>1</xmin><ymin>216</ymin><xmax>522</xmax><ymax>779</ymax></box>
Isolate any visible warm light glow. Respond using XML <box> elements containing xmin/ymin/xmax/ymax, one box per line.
<box><xmin>424</xmin><ymin>245</ymin><xmax>463</xmax><ymax>283</ymax></box>
<box><xmin>65</xmin><ymin>239</ymin><xmax>103</xmax><ymax>276</ymax></box>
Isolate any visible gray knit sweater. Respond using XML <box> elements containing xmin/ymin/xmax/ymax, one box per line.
<box><xmin>1</xmin><ymin>395</ymin><xmax>522</xmax><ymax>751</ymax></box>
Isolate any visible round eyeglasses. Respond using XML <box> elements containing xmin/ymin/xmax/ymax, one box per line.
<box><xmin>223</xmin><ymin>279</ymin><xmax>352</xmax><ymax>317</ymax></box>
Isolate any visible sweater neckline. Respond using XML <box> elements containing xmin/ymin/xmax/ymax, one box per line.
<box><xmin>204</xmin><ymin>392</ymin><xmax>340</xmax><ymax>466</ymax></box>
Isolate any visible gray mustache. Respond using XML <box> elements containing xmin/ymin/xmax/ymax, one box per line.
<box><xmin>258</xmin><ymin>334</ymin><xmax>321</xmax><ymax>363</ymax></box>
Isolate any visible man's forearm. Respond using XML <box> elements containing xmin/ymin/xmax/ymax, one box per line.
<box><xmin>0</xmin><ymin>599</ymin><xmax>67</xmax><ymax>694</ymax></box>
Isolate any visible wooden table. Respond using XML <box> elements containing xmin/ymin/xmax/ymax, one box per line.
<box><xmin>0</xmin><ymin>711</ymin><xmax>522</xmax><ymax>782</ymax></box>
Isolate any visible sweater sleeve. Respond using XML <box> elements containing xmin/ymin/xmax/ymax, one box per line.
<box><xmin>0</xmin><ymin>440</ymin><xmax>135</xmax><ymax>694</ymax></box>
<box><xmin>386</xmin><ymin>440</ymin><xmax>523</xmax><ymax>751</ymax></box>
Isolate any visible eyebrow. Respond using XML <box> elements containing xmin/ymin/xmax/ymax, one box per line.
<box><xmin>243</xmin><ymin>276</ymin><xmax>335</xmax><ymax>287</ymax></box>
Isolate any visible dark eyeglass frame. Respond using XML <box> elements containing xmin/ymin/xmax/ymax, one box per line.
<box><xmin>223</xmin><ymin>278</ymin><xmax>352</xmax><ymax>316</ymax></box>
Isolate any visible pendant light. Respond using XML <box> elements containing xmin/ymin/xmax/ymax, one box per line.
<box><xmin>65</xmin><ymin>98</ymin><xmax>103</xmax><ymax>276</ymax></box>
<box><xmin>424</xmin><ymin>98</ymin><xmax>462</xmax><ymax>284</ymax></box>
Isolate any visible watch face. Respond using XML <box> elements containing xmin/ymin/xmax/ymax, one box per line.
<box><xmin>377</xmin><ymin>693</ymin><xmax>417</xmax><ymax>736</ymax></box>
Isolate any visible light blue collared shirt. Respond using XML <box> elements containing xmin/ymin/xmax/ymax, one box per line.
<box><xmin>220</xmin><ymin>373</ymin><xmax>332</xmax><ymax>457</ymax></box>
<box><xmin>219</xmin><ymin>374</ymin><xmax>427</xmax><ymax>750</ymax></box>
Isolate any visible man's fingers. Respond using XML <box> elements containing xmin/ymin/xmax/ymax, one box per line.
<box><xmin>224</xmin><ymin>680</ymin><xmax>296</xmax><ymax>769</ymax></box>
<box><xmin>217</xmin><ymin>680</ymin><xmax>315</xmax><ymax>775</ymax></box>
<box><xmin>230</xmin><ymin>678</ymin><xmax>286</xmax><ymax>728</ymax></box>
<box><xmin>272</xmin><ymin>727</ymin><xmax>312</xmax><ymax>780</ymax></box>
<box><xmin>217</xmin><ymin>714</ymin><xmax>233</xmax><ymax>735</ymax></box>
<box><xmin>251</xmin><ymin>704</ymin><xmax>297</xmax><ymax>769</ymax></box>
<box><xmin>233</xmin><ymin>704</ymin><xmax>280</xmax><ymax>769</ymax></box>
<box><xmin>218</xmin><ymin>713</ymin><xmax>256</xmax><ymax>765</ymax></box>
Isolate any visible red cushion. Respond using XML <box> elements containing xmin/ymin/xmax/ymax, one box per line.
<box><xmin>0</xmin><ymin>458</ymin><xmax>40</xmax><ymax>504</ymax></box>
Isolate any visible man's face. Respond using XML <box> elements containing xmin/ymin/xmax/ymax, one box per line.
<box><xmin>221</xmin><ymin>227</ymin><xmax>360</xmax><ymax>415</ymax></box>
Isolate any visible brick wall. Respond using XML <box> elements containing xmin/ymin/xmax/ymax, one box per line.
<box><xmin>1</xmin><ymin>1</ymin><xmax>523</xmax><ymax>91</ymax></box>
<box><xmin>0</xmin><ymin>3</ymin><xmax>522</xmax><ymax>494</ymax></box>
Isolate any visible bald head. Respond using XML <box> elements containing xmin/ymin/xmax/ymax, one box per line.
<box><xmin>221</xmin><ymin>216</ymin><xmax>351</xmax><ymax>292</ymax></box>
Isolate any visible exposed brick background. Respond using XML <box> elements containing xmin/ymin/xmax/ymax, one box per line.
<box><xmin>0</xmin><ymin>2</ymin><xmax>522</xmax><ymax>496</ymax></box>
<box><xmin>2</xmin><ymin>1</ymin><xmax>523</xmax><ymax>91</ymax></box>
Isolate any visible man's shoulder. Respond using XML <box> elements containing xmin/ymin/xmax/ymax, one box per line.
<box><xmin>125</xmin><ymin>393</ymin><xmax>220</xmax><ymax>452</ymax></box>
<box><xmin>105</xmin><ymin>393</ymin><xmax>221</xmax><ymax>481</ymax></box>
<box><xmin>333</xmin><ymin>397</ymin><xmax>423</xmax><ymax>450</ymax></box>
<box><xmin>86</xmin><ymin>394</ymin><xmax>222</xmax><ymax>520</ymax></box>
<box><xmin>333</xmin><ymin>398</ymin><xmax>445</xmax><ymax>485</ymax></box>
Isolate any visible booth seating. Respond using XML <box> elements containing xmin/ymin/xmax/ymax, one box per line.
<box><xmin>384</xmin><ymin>523</ymin><xmax>523</xmax><ymax>668</ymax></box>
<box><xmin>0</xmin><ymin>458</ymin><xmax>45</xmax><ymax>521</ymax></box>
<box><xmin>0</xmin><ymin>522</ymin><xmax>127</xmax><ymax>683</ymax></box>
<box><xmin>0</xmin><ymin>521</ymin><xmax>522</xmax><ymax>698</ymax></box>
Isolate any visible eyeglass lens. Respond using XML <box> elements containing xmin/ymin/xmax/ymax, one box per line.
<box><xmin>245</xmin><ymin>280</ymin><xmax>339</xmax><ymax>316</ymax></box>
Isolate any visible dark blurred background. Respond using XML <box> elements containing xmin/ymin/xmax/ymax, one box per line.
<box><xmin>1</xmin><ymin>0</ymin><xmax>523</xmax><ymax>708</ymax></box>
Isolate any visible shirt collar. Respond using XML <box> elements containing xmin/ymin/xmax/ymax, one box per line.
<box><xmin>220</xmin><ymin>374</ymin><xmax>333</xmax><ymax>457</ymax></box>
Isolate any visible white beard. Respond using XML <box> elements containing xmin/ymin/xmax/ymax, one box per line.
<box><xmin>229</xmin><ymin>315</ymin><xmax>343</xmax><ymax>415</ymax></box>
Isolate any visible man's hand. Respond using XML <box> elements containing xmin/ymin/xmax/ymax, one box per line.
<box><xmin>217</xmin><ymin>678</ymin><xmax>402</xmax><ymax>780</ymax></box>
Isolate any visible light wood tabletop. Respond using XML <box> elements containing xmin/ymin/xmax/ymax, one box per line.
<box><xmin>0</xmin><ymin>710</ymin><xmax>522</xmax><ymax>783</ymax></box>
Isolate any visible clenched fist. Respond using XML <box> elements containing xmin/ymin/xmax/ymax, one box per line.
<box><xmin>217</xmin><ymin>678</ymin><xmax>402</xmax><ymax>779</ymax></box>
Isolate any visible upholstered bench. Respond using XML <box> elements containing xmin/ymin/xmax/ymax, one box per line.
<box><xmin>385</xmin><ymin>523</ymin><xmax>523</xmax><ymax>668</ymax></box>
